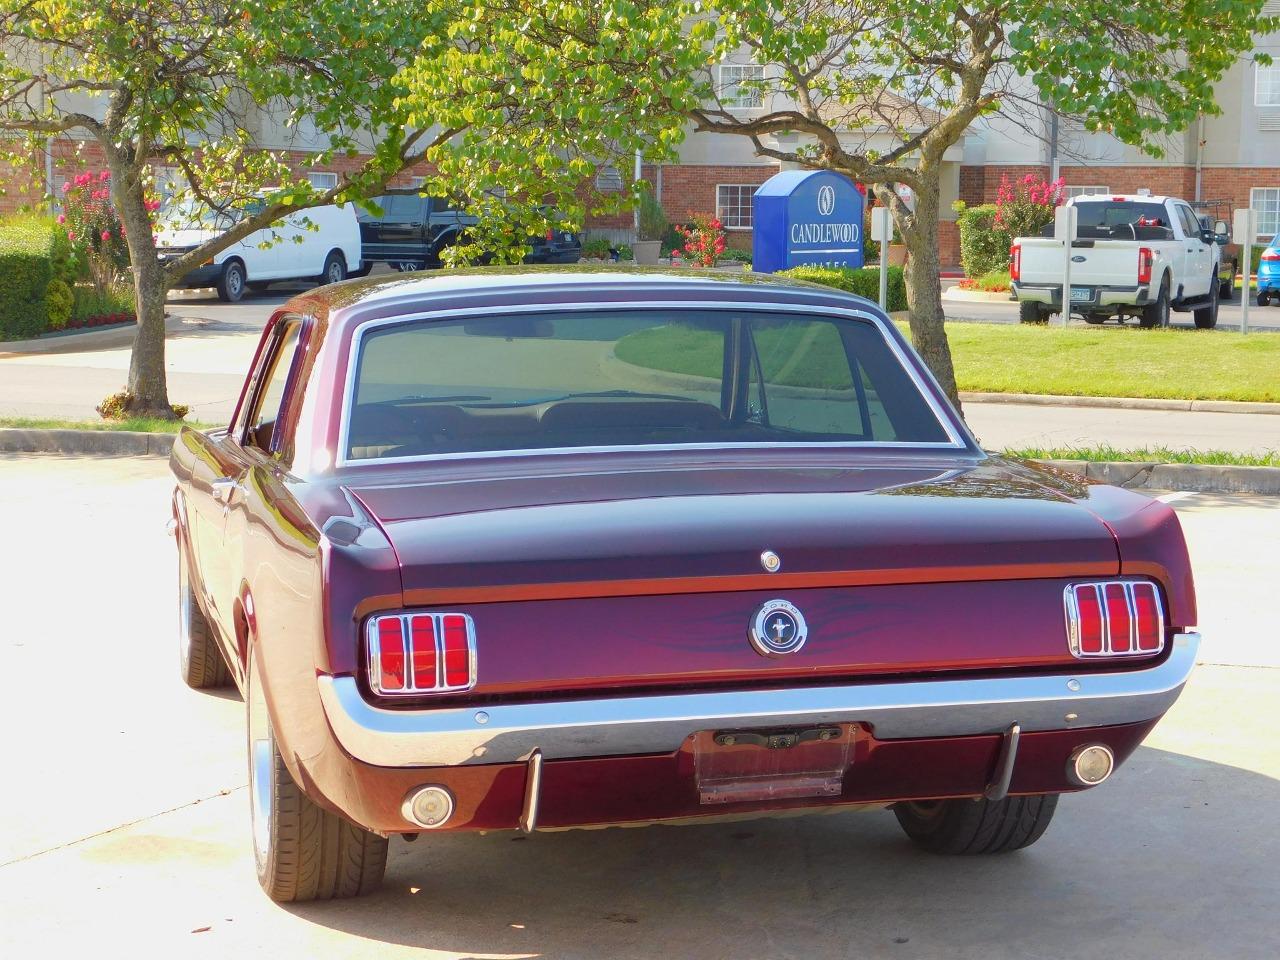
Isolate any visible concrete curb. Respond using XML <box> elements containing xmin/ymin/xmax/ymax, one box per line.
<box><xmin>942</xmin><ymin>287</ymin><xmax>1014</xmax><ymax>303</ymax></box>
<box><xmin>0</xmin><ymin>428</ymin><xmax>174</xmax><ymax>458</ymax></box>
<box><xmin>1036</xmin><ymin>459</ymin><xmax>1280</xmax><ymax>495</ymax></box>
<box><xmin>962</xmin><ymin>391</ymin><xmax>1280</xmax><ymax>416</ymax></box>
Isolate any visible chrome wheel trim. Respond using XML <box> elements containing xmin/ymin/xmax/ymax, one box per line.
<box><xmin>227</xmin><ymin>265</ymin><xmax>244</xmax><ymax>297</ymax></box>
<box><xmin>247</xmin><ymin>655</ymin><xmax>274</xmax><ymax>872</ymax></box>
<box><xmin>327</xmin><ymin>258</ymin><xmax>344</xmax><ymax>283</ymax></box>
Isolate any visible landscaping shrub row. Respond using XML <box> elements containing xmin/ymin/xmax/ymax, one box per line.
<box><xmin>0</xmin><ymin>215</ymin><xmax>74</xmax><ymax>340</ymax></box>
<box><xmin>777</xmin><ymin>264</ymin><xmax>908</xmax><ymax>312</ymax></box>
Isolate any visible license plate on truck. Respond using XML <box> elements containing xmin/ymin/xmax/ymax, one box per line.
<box><xmin>1071</xmin><ymin>286</ymin><xmax>1093</xmax><ymax>303</ymax></box>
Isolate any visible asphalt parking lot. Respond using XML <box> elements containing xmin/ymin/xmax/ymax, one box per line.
<box><xmin>0</xmin><ymin>453</ymin><xmax>1276</xmax><ymax>959</ymax></box>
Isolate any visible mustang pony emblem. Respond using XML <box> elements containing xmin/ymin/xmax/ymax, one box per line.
<box><xmin>749</xmin><ymin>599</ymin><xmax>809</xmax><ymax>657</ymax></box>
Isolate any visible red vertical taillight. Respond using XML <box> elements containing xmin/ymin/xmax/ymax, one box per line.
<box><xmin>409</xmin><ymin>615</ymin><xmax>438</xmax><ymax>689</ymax></box>
<box><xmin>367</xmin><ymin>612</ymin><xmax>476</xmax><ymax>696</ymax></box>
<box><xmin>1009</xmin><ymin>242</ymin><xmax>1021</xmax><ymax>282</ymax></box>
<box><xmin>1065</xmin><ymin>581</ymin><xmax>1165</xmax><ymax>659</ymax></box>
<box><xmin>442</xmin><ymin>614</ymin><xmax>470</xmax><ymax>688</ymax></box>
<box><xmin>376</xmin><ymin>617</ymin><xmax>406</xmax><ymax>691</ymax></box>
<box><xmin>1132</xmin><ymin>582</ymin><xmax>1163</xmax><ymax>651</ymax></box>
<box><xmin>1137</xmin><ymin>247</ymin><xmax>1154</xmax><ymax>285</ymax></box>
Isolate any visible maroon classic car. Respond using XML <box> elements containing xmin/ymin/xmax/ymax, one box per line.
<box><xmin>170</xmin><ymin>268</ymin><xmax>1199</xmax><ymax>902</ymax></box>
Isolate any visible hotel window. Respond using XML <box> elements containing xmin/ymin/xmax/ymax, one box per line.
<box><xmin>595</xmin><ymin>166</ymin><xmax>623</xmax><ymax>192</ymax></box>
<box><xmin>718</xmin><ymin>64</ymin><xmax>764</xmax><ymax>109</ymax></box>
<box><xmin>716</xmin><ymin>184</ymin><xmax>755</xmax><ymax>229</ymax></box>
<box><xmin>1251</xmin><ymin>187</ymin><xmax>1280</xmax><ymax>242</ymax></box>
<box><xmin>1256</xmin><ymin>65</ymin><xmax>1280</xmax><ymax>107</ymax></box>
<box><xmin>307</xmin><ymin>171</ymin><xmax>339</xmax><ymax>190</ymax></box>
<box><xmin>1063</xmin><ymin>185</ymin><xmax>1109</xmax><ymax>199</ymax></box>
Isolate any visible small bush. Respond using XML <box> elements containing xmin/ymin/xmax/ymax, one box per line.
<box><xmin>72</xmin><ymin>282</ymin><xmax>135</xmax><ymax>325</ymax></box>
<box><xmin>0</xmin><ymin>215</ymin><xmax>74</xmax><ymax>340</ymax></box>
<box><xmin>957</xmin><ymin>269</ymin><xmax>1011</xmax><ymax>293</ymax></box>
<box><xmin>45</xmin><ymin>279</ymin><xmax>74</xmax><ymax>329</ymax></box>
<box><xmin>614</xmin><ymin>243</ymin><xmax>634</xmax><ymax>261</ymax></box>
<box><xmin>954</xmin><ymin>204</ymin><xmax>1012</xmax><ymax>279</ymax></box>
<box><xmin>637</xmin><ymin>191</ymin><xmax>669</xmax><ymax>242</ymax></box>
<box><xmin>96</xmin><ymin>389</ymin><xmax>188</xmax><ymax>421</ymax></box>
<box><xmin>581</xmin><ymin>237</ymin><xmax>612</xmax><ymax>259</ymax></box>
<box><xmin>778</xmin><ymin>265</ymin><xmax>908</xmax><ymax>311</ymax></box>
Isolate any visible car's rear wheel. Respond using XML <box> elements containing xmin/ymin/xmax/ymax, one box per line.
<box><xmin>1139</xmin><ymin>276</ymin><xmax>1170</xmax><ymax>328</ymax></box>
<box><xmin>319</xmin><ymin>250</ymin><xmax>347</xmax><ymax>286</ymax></box>
<box><xmin>1260</xmin><ymin>291</ymin><xmax>1272</xmax><ymax>307</ymax></box>
<box><xmin>247</xmin><ymin>651</ymin><xmax>388</xmax><ymax>902</ymax></box>
<box><xmin>178</xmin><ymin>537</ymin><xmax>231</xmax><ymax>689</ymax></box>
<box><xmin>1194</xmin><ymin>274</ymin><xmax>1219</xmax><ymax>329</ymax></box>
<box><xmin>217</xmin><ymin>260</ymin><xmax>247</xmax><ymax>303</ymax></box>
<box><xmin>893</xmin><ymin>794</ymin><xmax>1059</xmax><ymax>855</ymax></box>
<box><xmin>1018</xmin><ymin>301</ymin><xmax>1047</xmax><ymax>324</ymax></box>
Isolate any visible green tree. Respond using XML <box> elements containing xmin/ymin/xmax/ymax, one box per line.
<box><xmin>669</xmin><ymin>0</ymin><xmax>1276</xmax><ymax>406</ymax></box>
<box><xmin>0</xmin><ymin>0</ymin><xmax>707</xmax><ymax>417</ymax></box>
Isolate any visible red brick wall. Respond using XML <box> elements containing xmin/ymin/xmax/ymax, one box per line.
<box><xmin>937</xmin><ymin>220</ymin><xmax>960</xmax><ymax>267</ymax></box>
<box><xmin>958</xmin><ymin>165</ymin><xmax>1051</xmax><ymax>205</ymax></box>
<box><xmin>1057</xmin><ymin>165</ymin><xmax>1197</xmax><ymax>199</ymax></box>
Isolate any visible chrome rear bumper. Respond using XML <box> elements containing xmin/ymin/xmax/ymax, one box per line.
<box><xmin>318</xmin><ymin>632</ymin><xmax>1199</xmax><ymax>768</ymax></box>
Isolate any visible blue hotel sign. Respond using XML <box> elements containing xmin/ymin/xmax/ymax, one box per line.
<box><xmin>751</xmin><ymin>170</ymin><xmax>865</xmax><ymax>273</ymax></box>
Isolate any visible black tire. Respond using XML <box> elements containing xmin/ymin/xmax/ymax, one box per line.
<box><xmin>1260</xmin><ymin>291</ymin><xmax>1271</xmax><ymax>308</ymax></box>
<box><xmin>894</xmin><ymin>794</ymin><xmax>1059</xmax><ymax>855</ymax></box>
<box><xmin>1139</xmin><ymin>276</ymin><xmax>1170</xmax><ymax>328</ymax></box>
<box><xmin>1018</xmin><ymin>301</ymin><xmax>1047</xmax><ymax>324</ymax></box>
<box><xmin>178</xmin><ymin>537</ymin><xmax>231</xmax><ymax>689</ymax></box>
<box><xmin>319</xmin><ymin>250</ymin><xmax>347</xmax><ymax>286</ymax></box>
<box><xmin>217</xmin><ymin>260</ymin><xmax>247</xmax><ymax>303</ymax></box>
<box><xmin>247</xmin><ymin>652</ymin><xmax>387</xmax><ymax>902</ymax></box>
<box><xmin>1194</xmin><ymin>274</ymin><xmax>1219</xmax><ymax>329</ymax></box>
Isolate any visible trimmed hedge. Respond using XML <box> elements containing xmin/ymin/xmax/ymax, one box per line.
<box><xmin>777</xmin><ymin>265</ymin><xmax>908</xmax><ymax>312</ymax></box>
<box><xmin>0</xmin><ymin>215</ymin><xmax>73</xmax><ymax>340</ymax></box>
<box><xmin>955</xmin><ymin>204</ymin><xmax>1011</xmax><ymax>279</ymax></box>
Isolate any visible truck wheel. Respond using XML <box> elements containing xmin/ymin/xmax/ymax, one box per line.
<box><xmin>894</xmin><ymin>794</ymin><xmax>1059</xmax><ymax>855</ymax></box>
<box><xmin>216</xmin><ymin>260</ymin><xmax>247</xmax><ymax>303</ymax></box>
<box><xmin>247</xmin><ymin>651</ymin><xmax>387</xmax><ymax>902</ymax></box>
<box><xmin>319</xmin><ymin>251</ymin><xmax>347</xmax><ymax>286</ymax></box>
<box><xmin>1194</xmin><ymin>275</ymin><xmax>1219</xmax><ymax>329</ymax></box>
<box><xmin>1018</xmin><ymin>302</ymin><xmax>1047</xmax><ymax>324</ymax></box>
<box><xmin>178</xmin><ymin>537</ymin><xmax>231</xmax><ymax>689</ymax></box>
<box><xmin>1139</xmin><ymin>277</ymin><xmax>1170</xmax><ymax>328</ymax></box>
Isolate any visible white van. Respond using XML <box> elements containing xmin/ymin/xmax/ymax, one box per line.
<box><xmin>157</xmin><ymin>200</ymin><xmax>362</xmax><ymax>302</ymax></box>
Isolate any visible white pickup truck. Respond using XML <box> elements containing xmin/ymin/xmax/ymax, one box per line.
<box><xmin>1010</xmin><ymin>195</ymin><xmax>1230</xmax><ymax>329</ymax></box>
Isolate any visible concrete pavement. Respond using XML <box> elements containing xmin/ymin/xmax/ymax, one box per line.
<box><xmin>0</xmin><ymin>453</ymin><xmax>1276</xmax><ymax>958</ymax></box>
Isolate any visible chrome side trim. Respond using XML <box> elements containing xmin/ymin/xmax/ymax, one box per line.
<box><xmin>334</xmin><ymin>299</ymin><xmax>975</xmax><ymax>468</ymax></box>
<box><xmin>317</xmin><ymin>632</ymin><xmax>1200</xmax><ymax>768</ymax></box>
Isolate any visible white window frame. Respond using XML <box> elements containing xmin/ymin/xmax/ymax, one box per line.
<box><xmin>1256</xmin><ymin>64</ymin><xmax>1280</xmax><ymax>107</ymax></box>
<box><xmin>595</xmin><ymin>165</ymin><xmax>623</xmax><ymax>192</ymax></box>
<box><xmin>718</xmin><ymin>64</ymin><xmax>764</xmax><ymax>110</ymax></box>
<box><xmin>1063</xmin><ymin>185</ymin><xmax>1109</xmax><ymax>199</ymax></box>
<box><xmin>306</xmin><ymin>171</ymin><xmax>338</xmax><ymax>190</ymax></box>
<box><xmin>1251</xmin><ymin>187</ymin><xmax>1280</xmax><ymax>242</ymax></box>
<box><xmin>716</xmin><ymin>184</ymin><xmax>756</xmax><ymax>230</ymax></box>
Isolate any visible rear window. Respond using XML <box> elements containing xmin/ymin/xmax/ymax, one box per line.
<box><xmin>344</xmin><ymin>309</ymin><xmax>953</xmax><ymax>460</ymax></box>
<box><xmin>1069</xmin><ymin>201</ymin><xmax>1175</xmax><ymax>241</ymax></box>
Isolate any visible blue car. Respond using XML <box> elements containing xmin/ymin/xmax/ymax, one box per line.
<box><xmin>1259</xmin><ymin>234</ymin><xmax>1280</xmax><ymax>306</ymax></box>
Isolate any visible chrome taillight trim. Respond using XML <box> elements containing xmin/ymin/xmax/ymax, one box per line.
<box><xmin>366</xmin><ymin>612</ymin><xmax>477</xmax><ymax>696</ymax></box>
<box><xmin>1064</xmin><ymin>581</ymin><xmax>1165</xmax><ymax>659</ymax></box>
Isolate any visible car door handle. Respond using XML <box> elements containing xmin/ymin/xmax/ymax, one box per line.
<box><xmin>211</xmin><ymin>478</ymin><xmax>240</xmax><ymax>505</ymax></box>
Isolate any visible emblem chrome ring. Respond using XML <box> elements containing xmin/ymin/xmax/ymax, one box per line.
<box><xmin>749</xmin><ymin>599</ymin><xmax>808</xmax><ymax>657</ymax></box>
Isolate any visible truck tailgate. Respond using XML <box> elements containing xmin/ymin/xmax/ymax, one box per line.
<box><xmin>1020</xmin><ymin>239</ymin><xmax>1142</xmax><ymax>287</ymax></box>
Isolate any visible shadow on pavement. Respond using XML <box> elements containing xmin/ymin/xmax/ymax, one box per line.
<box><xmin>287</xmin><ymin>745</ymin><xmax>1278</xmax><ymax>960</ymax></box>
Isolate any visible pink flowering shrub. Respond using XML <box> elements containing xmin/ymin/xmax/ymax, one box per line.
<box><xmin>994</xmin><ymin>173</ymin><xmax>1065</xmax><ymax>240</ymax></box>
<box><xmin>674</xmin><ymin>214</ymin><xmax>727</xmax><ymax>268</ymax></box>
<box><xmin>60</xmin><ymin>170</ymin><xmax>130</xmax><ymax>292</ymax></box>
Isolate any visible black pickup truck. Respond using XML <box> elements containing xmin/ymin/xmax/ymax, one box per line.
<box><xmin>352</xmin><ymin>196</ymin><xmax>582</xmax><ymax>273</ymax></box>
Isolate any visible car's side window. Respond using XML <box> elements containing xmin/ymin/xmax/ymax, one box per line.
<box><xmin>242</xmin><ymin>320</ymin><xmax>302</xmax><ymax>453</ymax></box>
<box><xmin>1177</xmin><ymin>205</ymin><xmax>1201</xmax><ymax>239</ymax></box>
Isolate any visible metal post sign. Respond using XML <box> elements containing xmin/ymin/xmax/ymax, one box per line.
<box><xmin>752</xmin><ymin>170</ymin><xmax>865</xmax><ymax>273</ymax></box>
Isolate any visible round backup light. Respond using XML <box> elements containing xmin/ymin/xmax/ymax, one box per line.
<box><xmin>1068</xmin><ymin>744</ymin><xmax>1115</xmax><ymax>787</ymax></box>
<box><xmin>402</xmin><ymin>785</ymin><xmax>455</xmax><ymax>829</ymax></box>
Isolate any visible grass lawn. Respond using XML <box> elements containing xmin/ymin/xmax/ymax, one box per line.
<box><xmin>0</xmin><ymin>416</ymin><xmax>217</xmax><ymax>433</ymax></box>
<box><xmin>931</xmin><ymin>323</ymin><xmax>1280</xmax><ymax>402</ymax></box>
<box><xmin>1005</xmin><ymin>445</ymin><xmax>1279</xmax><ymax>468</ymax></box>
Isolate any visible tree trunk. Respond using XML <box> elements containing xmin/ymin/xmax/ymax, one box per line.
<box><xmin>898</xmin><ymin>179</ymin><xmax>963</xmax><ymax>416</ymax></box>
<box><xmin>111</xmin><ymin>159</ymin><xmax>174</xmax><ymax>418</ymax></box>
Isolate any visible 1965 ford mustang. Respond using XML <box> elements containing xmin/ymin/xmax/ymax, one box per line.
<box><xmin>170</xmin><ymin>268</ymin><xmax>1198</xmax><ymax>902</ymax></box>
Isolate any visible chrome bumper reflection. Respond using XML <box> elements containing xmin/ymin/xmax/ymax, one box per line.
<box><xmin>318</xmin><ymin>632</ymin><xmax>1199</xmax><ymax>768</ymax></box>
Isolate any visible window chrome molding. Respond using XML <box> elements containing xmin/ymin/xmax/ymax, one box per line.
<box><xmin>334</xmin><ymin>297</ymin><xmax>976</xmax><ymax>469</ymax></box>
